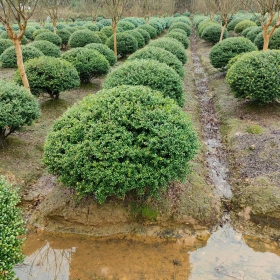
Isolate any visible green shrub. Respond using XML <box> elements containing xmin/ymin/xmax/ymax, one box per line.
<box><xmin>138</xmin><ymin>24</ymin><xmax>157</xmax><ymax>39</ymax></box>
<box><xmin>135</xmin><ymin>28</ymin><xmax>150</xmax><ymax>44</ymax></box>
<box><xmin>149</xmin><ymin>20</ymin><xmax>163</xmax><ymax>35</ymax></box>
<box><xmin>85</xmin><ymin>43</ymin><xmax>116</xmax><ymax>66</ymax></box>
<box><xmin>32</xmin><ymin>28</ymin><xmax>51</xmax><ymax>39</ymax></box>
<box><xmin>31</xmin><ymin>40</ymin><xmax>61</xmax><ymax>57</ymax></box>
<box><xmin>106</xmin><ymin>32</ymin><xmax>138</xmax><ymax>56</ymax></box>
<box><xmin>241</xmin><ymin>26</ymin><xmax>258</xmax><ymax>37</ymax></box>
<box><xmin>125</xmin><ymin>30</ymin><xmax>145</xmax><ymax>48</ymax></box>
<box><xmin>0</xmin><ymin>45</ymin><xmax>43</xmax><ymax>68</ymax></box>
<box><xmin>61</xmin><ymin>48</ymin><xmax>109</xmax><ymax>82</ymax></box>
<box><xmin>56</xmin><ymin>29</ymin><xmax>71</xmax><ymax>46</ymax></box>
<box><xmin>35</xmin><ymin>32</ymin><xmax>62</xmax><ymax>46</ymax></box>
<box><xmin>226</xmin><ymin>50</ymin><xmax>280</xmax><ymax>103</ymax></box>
<box><xmin>198</xmin><ymin>20</ymin><xmax>219</xmax><ymax>37</ymax></box>
<box><xmin>227</xmin><ymin>18</ymin><xmax>247</xmax><ymax>31</ymax></box>
<box><xmin>0</xmin><ymin>80</ymin><xmax>40</xmax><ymax>141</ymax></box>
<box><xmin>117</xmin><ymin>20</ymin><xmax>135</xmax><ymax>31</ymax></box>
<box><xmin>128</xmin><ymin>46</ymin><xmax>184</xmax><ymax>78</ymax></box>
<box><xmin>209</xmin><ymin>37</ymin><xmax>257</xmax><ymax>69</ymax></box>
<box><xmin>103</xmin><ymin>59</ymin><xmax>184</xmax><ymax>106</ymax></box>
<box><xmin>99</xmin><ymin>19</ymin><xmax>112</xmax><ymax>27</ymax></box>
<box><xmin>0</xmin><ymin>176</ymin><xmax>26</xmax><ymax>279</ymax></box>
<box><xmin>193</xmin><ymin>15</ymin><xmax>209</xmax><ymax>28</ymax></box>
<box><xmin>84</xmin><ymin>23</ymin><xmax>99</xmax><ymax>32</ymax></box>
<box><xmin>66</xmin><ymin>26</ymin><xmax>80</xmax><ymax>34</ymax></box>
<box><xmin>169</xmin><ymin>28</ymin><xmax>187</xmax><ymax>36</ymax></box>
<box><xmin>43</xmin><ymin>85</ymin><xmax>198</xmax><ymax>203</ymax></box>
<box><xmin>68</xmin><ymin>29</ymin><xmax>101</xmax><ymax>48</ymax></box>
<box><xmin>246</xmin><ymin>26</ymin><xmax>262</xmax><ymax>42</ymax></box>
<box><xmin>14</xmin><ymin>56</ymin><xmax>80</xmax><ymax>98</ymax></box>
<box><xmin>169</xmin><ymin>22</ymin><xmax>191</xmax><ymax>36</ymax></box>
<box><xmin>201</xmin><ymin>25</ymin><xmax>228</xmax><ymax>43</ymax></box>
<box><xmin>25</xmin><ymin>27</ymin><xmax>36</xmax><ymax>40</ymax></box>
<box><xmin>226</xmin><ymin>53</ymin><xmax>246</xmax><ymax>70</ymax></box>
<box><xmin>100</xmin><ymin>26</ymin><xmax>113</xmax><ymax>37</ymax></box>
<box><xmin>266</xmin><ymin>28</ymin><xmax>280</xmax><ymax>49</ymax></box>
<box><xmin>246</xmin><ymin>125</ymin><xmax>262</xmax><ymax>134</ymax></box>
<box><xmin>94</xmin><ymin>31</ymin><xmax>108</xmax><ymax>44</ymax></box>
<box><xmin>234</xmin><ymin>20</ymin><xmax>256</xmax><ymax>34</ymax></box>
<box><xmin>0</xmin><ymin>32</ymin><xmax>28</xmax><ymax>45</ymax></box>
<box><xmin>172</xmin><ymin>16</ymin><xmax>191</xmax><ymax>26</ymax></box>
<box><xmin>166</xmin><ymin>31</ymin><xmax>189</xmax><ymax>48</ymax></box>
<box><xmin>0</xmin><ymin>39</ymin><xmax>13</xmax><ymax>55</ymax></box>
<box><xmin>149</xmin><ymin>37</ymin><xmax>187</xmax><ymax>64</ymax></box>
<box><xmin>174</xmin><ymin>13</ymin><xmax>181</xmax><ymax>17</ymax></box>
<box><xmin>183</xmin><ymin>12</ymin><xmax>191</xmax><ymax>17</ymax></box>
<box><xmin>254</xmin><ymin>32</ymin><xmax>264</xmax><ymax>50</ymax></box>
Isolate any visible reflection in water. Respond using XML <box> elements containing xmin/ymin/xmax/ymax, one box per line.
<box><xmin>189</xmin><ymin>225</ymin><xmax>280</xmax><ymax>280</ymax></box>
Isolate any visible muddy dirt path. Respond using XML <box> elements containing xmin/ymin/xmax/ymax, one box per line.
<box><xmin>190</xmin><ymin>32</ymin><xmax>232</xmax><ymax>200</ymax></box>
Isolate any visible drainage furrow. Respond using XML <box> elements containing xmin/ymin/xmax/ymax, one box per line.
<box><xmin>190</xmin><ymin>33</ymin><xmax>232</xmax><ymax>200</ymax></box>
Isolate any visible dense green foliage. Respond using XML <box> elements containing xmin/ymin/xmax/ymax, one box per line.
<box><xmin>234</xmin><ymin>20</ymin><xmax>256</xmax><ymax>34</ymax></box>
<box><xmin>201</xmin><ymin>25</ymin><xmax>228</xmax><ymax>43</ymax></box>
<box><xmin>149</xmin><ymin>20</ymin><xmax>164</xmax><ymax>35</ymax></box>
<box><xmin>0</xmin><ymin>80</ymin><xmax>40</xmax><ymax>140</ymax></box>
<box><xmin>169</xmin><ymin>22</ymin><xmax>191</xmax><ymax>36</ymax></box>
<box><xmin>198</xmin><ymin>20</ymin><xmax>219</xmax><ymax>37</ymax></box>
<box><xmin>241</xmin><ymin>26</ymin><xmax>256</xmax><ymax>37</ymax></box>
<box><xmin>125</xmin><ymin>30</ymin><xmax>145</xmax><ymax>48</ymax></box>
<box><xmin>43</xmin><ymin>85</ymin><xmax>198</xmax><ymax>203</ymax></box>
<box><xmin>137</xmin><ymin>25</ymin><xmax>157</xmax><ymax>39</ymax></box>
<box><xmin>227</xmin><ymin>18</ymin><xmax>247</xmax><ymax>31</ymax></box>
<box><xmin>135</xmin><ymin>28</ymin><xmax>150</xmax><ymax>44</ymax></box>
<box><xmin>31</xmin><ymin>40</ymin><xmax>61</xmax><ymax>57</ymax></box>
<box><xmin>35</xmin><ymin>32</ymin><xmax>62</xmax><ymax>46</ymax></box>
<box><xmin>169</xmin><ymin>28</ymin><xmax>187</xmax><ymax>36</ymax></box>
<box><xmin>85</xmin><ymin>43</ymin><xmax>116</xmax><ymax>66</ymax></box>
<box><xmin>106</xmin><ymin>33</ymin><xmax>138</xmax><ymax>56</ymax></box>
<box><xmin>254</xmin><ymin>32</ymin><xmax>265</xmax><ymax>50</ymax></box>
<box><xmin>226</xmin><ymin>50</ymin><xmax>280</xmax><ymax>103</ymax></box>
<box><xmin>84</xmin><ymin>23</ymin><xmax>99</xmax><ymax>32</ymax></box>
<box><xmin>266</xmin><ymin>28</ymin><xmax>280</xmax><ymax>49</ymax></box>
<box><xmin>128</xmin><ymin>46</ymin><xmax>184</xmax><ymax>78</ymax></box>
<box><xmin>100</xmin><ymin>26</ymin><xmax>113</xmax><ymax>37</ymax></box>
<box><xmin>117</xmin><ymin>20</ymin><xmax>135</xmax><ymax>31</ymax></box>
<box><xmin>246</xmin><ymin>26</ymin><xmax>262</xmax><ymax>42</ymax></box>
<box><xmin>56</xmin><ymin>29</ymin><xmax>71</xmax><ymax>46</ymax></box>
<box><xmin>103</xmin><ymin>59</ymin><xmax>184</xmax><ymax>106</ymax></box>
<box><xmin>0</xmin><ymin>45</ymin><xmax>43</xmax><ymax>68</ymax></box>
<box><xmin>32</xmin><ymin>28</ymin><xmax>52</xmax><ymax>39</ymax></box>
<box><xmin>0</xmin><ymin>32</ymin><xmax>28</xmax><ymax>45</ymax></box>
<box><xmin>61</xmin><ymin>48</ymin><xmax>110</xmax><ymax>82</ymax></box>
<box><xmin>0</xmin><ymin>176</ymin><xmax>26</xmax><ymax>279</ymax></box>
<box><xmin>94</xmin><ymin>31</ymin><xmax>108</xmax><ymax>44</ymax></box>
<box><xmin>14</xmin><ymin>56</ymin><xmax>80</xmax><ymax>98</ymax></box>
<box><xmin>149</xmin><ymin>37</ymin><xmax>187</xmax><ymax>64</ymax></box>
<box><xmin>0</xmin><ymin>39</ymin><xmax>13</xmax><ymax>55</ymax></box>
<box><xmin>166</xmin><ymin>31</ymin><xmax>189</xmax><ymax>48</ymax></box>
<box><xmin>172</xmin><ymin>16</ymin><xmax>191</xmax><ymax>26</ymax></box>
<box><xmin>209</xmin><ymin>37</ymin><xmax>257</xmax><ymax>69</ymax></box>
<box><xmin>68</xmin><ymin>29</ymin><xmax>101</xmax><ymax>48</ymax></box>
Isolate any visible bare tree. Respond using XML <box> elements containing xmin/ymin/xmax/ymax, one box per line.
<box><xmin>103</xmin><ymin>0</ymin><xmax>129</xmax><ymax>56</ymax></box>
<box><xmin>0</xmin><ymin>0</ymin><xmax>39</xmax><ymax>91</ymax></box>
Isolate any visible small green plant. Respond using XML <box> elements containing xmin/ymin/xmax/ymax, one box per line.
<box><xmin>0</xmin><ymin>176</ymin><xmax>26</xmax><ymax>280</ymax></box>
<box><xmin>169</xmin><ymin>22</ymin><xmax>191</xmax><ymax>36</ymax></box>
<box><xmin>117</xmin><ymin>20</ymin><xmax>135</xmax><ymax>31</ymax></box>
<box><xmin>137</xmin><ymin>24</ymin><xmax>157</xmax><ymax>39</ymax></box>
<box><xmin>56</xmin><ymin>29</ymin><xmax>71</xmax><ymax>47</ymax></box>
<box><xmin>166</xmin><ymin>31</ymin><xmax>189</xmax><ymax>48</ymax></box>
<box><xmin>68</xmin><ymin>29</ymin><xmax>101</xmax><ymax>48</ymax></box>
<box><xmin>135</xmin><ymin>28</ymin><xmax>151</xmax><ymax>44</ymax></box>
<box><xmin>234</xmin><ymin>20</ymin><xmax>256</xmax><ymax>34</ymax></box>
<box><xmin>246</xmin><ymin>125</ymin><xmax>262</xmax><ymax>134</ymax></box>
<box><xmin>201</xmin><ymin>25</ymin><xmax>228</xmax><ymax>44</ymax></box>
<box><xmin>125</xmin><ymin>30</ymin><xmax>145</xmax><ymax>48</ymax></box>
<box><xmin>31</xmin><ymin>40</ymin><xmax>61</xmax><ymax>57</ymax></box>
<box><xmin>0</xmin><ymin>39</ymin><xmax>13</xmax><ymax>55</ymax></box>
<box><xmin>35</xmin><ymin>32</ymin><xmax>62</xmax><ymax>46</ymax></box>
<box><xmin>85</xmin><ymin>43</ymin><xmax>116</xmax><ymax>66</ymax></box>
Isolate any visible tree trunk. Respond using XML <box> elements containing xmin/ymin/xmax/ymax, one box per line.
<box><xmin>112</xmin><ymin>20</ymin><xmax>117</xmax><ymax>57</ymax></box>
<box><xmin>53</xmin><ymin>18</ymin><xmax>57</xmax><ymax>34</ymax></box>
<box><xmin>14</xmin><ymin>38</ymin><xmax>30</xmax><ymax>92</ymax></box>
<box><xmin>263</xmin><ymin>25</ymin><xmax>270</xmax><ymax>51</ymax></box>
<box><xmin>219</xmin><ymin>21</ymin><xmax>227</xmax><ymax>42</ymax></box>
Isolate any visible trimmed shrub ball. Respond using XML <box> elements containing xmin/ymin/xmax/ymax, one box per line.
<box><xmin>56</xmin><ymin>29</ymin><xmax>71</xmax><ymax>46</ymax></box>
<box><xmin>227</xmin><ymin>18</ymin><xmax>247</xmax><ymax>31</ymax></box>
<box><xmin>226</xmin><ymin>50</ymin><xmax>280</xmax><ymax>103</ymax></box>
<box><xmin>138</xmin><ymin>24</ymin><xmax>157</xmax><ymax>39</ymax></box>
<box><xmin>172</xmin><ymin>16</ymin><xmax>191</xmax><ymax>26</ymax></box>
<box><xmin>169</xmin><ymin>22</ymin><xmax>191</xmax><ymax>36</ymax></box>
<box><xmin>246</xmin><ymin>26</ymin><xmax>262</xmax><ymax>42</ymax></box>
<box><xmin>117</xmin><ymin>20</ymin><xmax>135</xmax><ymax>31</ymax></box>
<box><xmin>103</xmin><ymin>59</ymin><xmax>184</xmax><ymax>106</ymax></box>
<box><xmin>68</xmin><ymin>29</ymin><xmax>101</xmax><ymax>48</ymax></box>
<box><xmin>106</xmin><ymin>32</ymin><xmax>138</xmax><ymax>56</ymax></box>
<box><xmin>128</xmin><ymin>46</ymin><xmax>184</xmax><ymax>78</ymax></box>
<box><xmin>0</xmin><ymin>45</ymin><xmax>43</xmax><ymax>68</ymax></box>
<box><xmin>201</xmin><ymin>25</ymin><xmax>228</xmax><ymax>44</ymax></box>
<box><xmin>14</xmin><ymin>56</ymin><xmax>80</xmax><ymax>99</ymax></box>
<box><xmin>149</xmin><ymin>37</ymin><xmax>187</xmax><ymax>64</ymax></box>
<box><xmin>35</xmin><ymin>32</ymin><xmax>62</xmax><ymax>46</ymax></box>
<box><xmin>100</xmin><ymin>26</ymin><xmax>113</xmax><ymax>37</ymax></box>
<box><xmin>169</xmin><ymin>28</ymin><xmax>187</xmax><ymax>36</ymax></box>
<box><xmin>25</xmin><ymin>28</ymin><xmax>35</xmax><ymax>40</ymax></box>
<box><xmin>84</xmin><ymin>23</ymin><xmax>99</xmax><ymax>32</ymax></box>
<box><xmin>31</xmin><ymin>40</ymin><xmax>61</xmax><ymax>57</ymax></box>
<box><xmin>266</xmin><ymin>28</ymin><xmax>280</xmax><ymax>49</ymax></box>
<box><xmin>209</xmin><ymin>37</ymin><xmax>257</xmax><ymax>69</ymax></box>
<box><xmin>0</xmin><ymin>80</ymin><xmax>40</xmax><ymax>140</ymax></box>
<box><xmin>0</xmin><ymin>32</ymin><xmax>28</xmax><ymax>45</ymax></box>
<box><xmin>135</xmin><ymin>28</ymin><xmax>151</xmax><ymax>44</ymax></box>
<box><xmin>0</xmin><ymin>39</ymin><xmax>13</xmax><ymax>55</ymax></box>
<box><xmin>43</xmin><ymin>85</ymin><xmax>199</xmax><ymax>203</ymax></box>
<box><xmin>94</xmin><ymin>31</ymin><xmax>108</xmax><ymax>44</ymax></box>
<box><xmin>149</xmin><ymin>20</ymin><xmax>164</xmax><ymax>35</ymax></box>
<box><xmin>61</xmin><ymin>48</ymin><xmax>110</xmax><ymax>82</ymax></box>
<box><xmin>32</xmin><ymin>28</ymin><xmax>52</xmax><ymax>39</ymax></box>
<box><xmin>85</xmin><ymin>43</ymin><xmax>116</xmax><ymax>66</ymax></box>
<box><xmin>198</xmin><ymin>21</ymin><xmax>219</xmax><ymax>37</ymax></box>
<box><xmin>166</xmin><ymin>31</ymin><xmax>189</xmax><ymax>48</ymax></box>
<box><xmin>234</xmin><ymin>20</ymin><xmax>256</xmax><ymax>34</ymax></box>
<box><xmin>125</xmin><ymin>30</ymin><xmax>145</xmax><ymax>48</ymax></box>
<box><xmin>241</xmin><ymin>26</ymin><xmax>258</xmax><ymax>37</ymax></box>
<box><xmin>254</xmin><ymin>32</ymin><xmax>265</xmax><ymax>50</ymax></box>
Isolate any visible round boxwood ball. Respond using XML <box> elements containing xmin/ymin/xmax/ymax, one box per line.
<box><xmin>166</xmin><ymin>31</ymin><xmax>189</xmax><ymax>48</ymax></box>
<box><xmin>169</xmin><ymin>28</ymin><xmax>187</xmax><ymax>36</ymax></box>
<box><xmin>241</xmin><ymin>26</ymin><xmax>257</xmax><ymax>37</ymax></box>
<box><xmin>227</xmin><ymin>18</ymin><xmax>246</xmax><ymax>31</ymax></box>
<box><xmin>246</xmin><ymin>26</ymin><xmax>262</xmax><ymax>42</ymax></box>
<box><xmin>201</xmin><ymin>25</ymin><xmax>228</xmax><ymax>43</ymax></box>
<box><xmin>56</xmin><ymin>29</ymin><xmax>71</xmax><ymax>46</ymax></box>
<box><xmin>226</xmin><ymin>50</ymin><xmax>280</xmax><ymax>103</ymax></box>
<box><xmin>125</xmin><ymin>30</ymin><xmax>145</xmax><ymax>48</ymax></box>
<box><xmin>209</xmin><ymin>37</ymin><xmax>257</xmax><ymax>69</ymax></box>
<box><xmin>100</xmin><ymin>26</ymin><xmax>113</xmax><ymax>37</ymax></box>
<box><xmin>84</xmin><ymin>23</ymin><xmax>99</xmax><ymax>32</ymax></box>
<box><xmin>234</xmin><ymin>20</ymin><xmax>256</xmax><ymax>34</ymax></box>
<box><xmin>103</xmin><ymin>59</ymin><xmax>184</xmax><ymax>106</ymax></box>
<box><xmin>0</xmin><ymin>39</ymin><xmax>13</xmax><ymax>55</ymax></box>
<box><xmin>172</xmin><ymin>16</ymin><xmax>191</xmax><ymax>26</ymax></box>
<box><xmin>0</xmin><ymin>32</ymin><xmax>28</xmax><ymax>45</ymax></box>
<box><xmin>106</xmin><ymin>32</ymin><xmax>138</xmax><ymax>56</ymax></box>
<box><xmin>61</xmin><ymin>48</ymin><xmax>110</xmax><ymax>83</ymax></box>
<box><xmin>198</xmin><ymin>21</ymin><xmax>219</xmax><ymax>37</ymax></box>
<box><xmin>169</xmin><ymin>22</ymin><xmax>191</xmax><ymax>36</ymax></box>
<box><xmin>43</xmin><ymin>85</ymin><xmax>199</xmax><ymax>203</ymax></box>
<box><xmin>85</xmin><ymin>43</ymin><xmax>116</xmax><ymax>66</ymax></box>
<box><xmin>136</xmin><ymin>27</ymin><xmax>151</xmax><ymax>44</ymax></box>
<box><xmin>254</xmin><ymin>32</ymin><xmax>264</xmax><ymax>50</ymax></box>
<box><xmin>117</xmin><ymin>20</ymin><xmax>135</xmax><ymax>31</ymax></box>
<box><xmin>0</xmin><ymin>80</ymin><xmax>40</xmax><ymax>140</ymax></box>
<box><xmin>14</xmin><ymin>56</ymin><xmax>80</xmax><ymax>98</ymax></box>
<box><xmin>128</xmin><ymin>46</ymin><xmax>184</xmax><ymax>78</ymax></box>
<box><xmin>149</xmin><ymin>37</ymin><xmax>187</xmax><ymax>64</ymax></box>
<box><xmin>149</xmin><ymin>20</ymin><xmax>163</xmax><ymax>35</ymax></box>
<box><xmin>137</xmin><ymin>24</ymin><xmax>157</xmax><ymax>39</ymax></box>
<box><xmin>32</xmin><ymin>28</ymin><xmax>51</xmax><ymax>39</ymax></box>
<box><xmin>68</xmin><ymin>29</ymin><xmax>101</xmax><ymax>48</ymax></box>
<box><xmin>35</xmin><ymin>32</ymin><xmax>62</xmax><ymax>46</ymax></box>
<box><xmin>0</xmin><ymin>45</ymin><xmax>43</xmax><ymax>68</ymax></box>
<box><xmin>31</xmin><ymin>40</ymin><xmax>61</xmax><ymax>57</ymax></box>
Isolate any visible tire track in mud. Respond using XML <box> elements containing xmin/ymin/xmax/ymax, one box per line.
<box><xmin>190</xmin><ymin>32</ymin><xmax>232</xmax><ymax>201</ymax></box>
